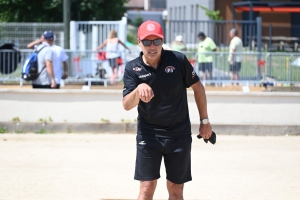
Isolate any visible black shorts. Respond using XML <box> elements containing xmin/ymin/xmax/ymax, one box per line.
<box><xmin>108</xmin><ymin>58</ymin><xmax>118</xmax><ymax>70</ymax></box>
<box><xmin>229</xmin><ymin>62</ymin><xmax>241</xmax><ymax>73</ymax></box>
<box><xmin>199</xmin><ymin>63</ymin><xmax>212</xmax><ymax>72</ymax></box>
<box><xmin>32</xmin><ymin>84</ymin><xmax>51</xmax><ymax>89</ymax></box>
<box><xmin>199</xmin><ymin>62</ymin><xmax>213</xmax><ymax>72</ymax></box>
<box><xmin>134</xmin><ymin>134</ymin><xmax>192</xmax><ymax>184</ymax></box>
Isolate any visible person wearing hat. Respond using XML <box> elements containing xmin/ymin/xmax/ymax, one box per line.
<box><xmin>197</xmin><ymin>32</ymin><xmax>217</xmax><ymax>81</ymax></box>
<box><xmin>27</xmin><ymin>31</ymin><xmax>69</xmax><ymax>89</ymax></box>
<box><xmin>171</xmin><ymin>35</ymin><xmax>187</xmax><ymax>52</ymax></box>
<box><xmin>26</xmin><ymin>31</ymin><xmax>56</xmax><ymax>88</ymax></box>
<box><xmin>122</xmin><ymin>20</ymin><xmax>212</xmax><ymax>199</ymax></box>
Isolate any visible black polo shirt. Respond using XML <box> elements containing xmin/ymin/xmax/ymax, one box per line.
<box><xmin>123</xmin><ymin>49</ymin><xmax>199</xmax><ymax>138</ymax></box>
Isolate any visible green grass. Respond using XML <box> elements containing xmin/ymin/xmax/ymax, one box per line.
<box><xmin>35</xmin><ymin>129</ymin><xmax>47</xmax><ymax>134</ymax></box>
<box><xmin>0</xmin><ymin>127</ymin><xmax>8</xmax><ymax>133</ymax></box>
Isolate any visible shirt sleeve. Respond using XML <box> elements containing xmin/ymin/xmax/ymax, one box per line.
<box><xmin>44</xmin><ymin>47</ymin><xmax>53</xmax><ymax>61</ymax></box>
<box><xmin>60</xmin><ymin>50</ymin><xmax>69</xmax><ymax>62</ymax></box>
<box><xmin>181</xmin><ymin>54</ymin><xmax>200</xmax><ymax>88</ymax></box>
<box><xmin>123</xmin><ymin>66</ymin><xmax>138</xmax><ymax>97</ymax></box>
<box><xmin>209</xmin><ymin>38</ymin><xmax>217</xmax><ymax>50</ymax></box>
<box><xmin>230</xmin><ymin>38</ymin><xmax>237</xmax><ymax>51</ymax></box>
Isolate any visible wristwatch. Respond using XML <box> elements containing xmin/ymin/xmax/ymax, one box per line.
<box><xmin>200</xmin><ymin>118</ymin><xmax>210</xmax><ymax>125</ymax></box>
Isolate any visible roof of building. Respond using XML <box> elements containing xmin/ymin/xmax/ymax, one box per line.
<box><xmin>233</xmin><ymin>2</ymin><xmax>300</xmax><ymax>13</ymax></box>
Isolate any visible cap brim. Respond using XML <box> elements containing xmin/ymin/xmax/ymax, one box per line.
<box><xmin>139</xmin><ymin>33</ymin><xmax>164</xmax><ymax>40</ymax></box>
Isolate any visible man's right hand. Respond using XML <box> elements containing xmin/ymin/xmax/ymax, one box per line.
<box><xmin>137</xmin><ymin>83</ymin><xmax>154</xmax><ymax>103</ymax></box>
<box><xmin>40</xmin><ymin>35</ymin><xmax>45</xmax><ymax>42</ymax></box>
<box><xmin>51</xmin><ymin>79</ymin><xmax>57</xmax><ymax>88</ymax></box>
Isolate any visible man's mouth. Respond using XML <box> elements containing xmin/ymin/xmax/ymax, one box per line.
<box><xmin>148</xmin><ymin>51</ymin><xmax>157</xmax><ymax>55</ymax></box>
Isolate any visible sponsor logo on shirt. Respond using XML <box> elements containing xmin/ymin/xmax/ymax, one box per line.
<box><xmin>192</xmin><ymin>69</ymin><xmax>197</xmax><ymax>78</ymax></box>
<box><xmin>139</xmin><ymin>73</ymin><xmax>151</xmax><ymax>79</ymax></box>
<box><xmin>139</xmin><ymin>141</ymin><xmax>146</xmax><ymax>145</ymax></box>
<box><xmin>133</xmin><ymin>66</ymin><xmax>142</xmax><ymax>71</ymax></box>
<box><xmin>165</xmin><ymin>66</ymin><xmax>175</xmax><ymax>73</ymax></box>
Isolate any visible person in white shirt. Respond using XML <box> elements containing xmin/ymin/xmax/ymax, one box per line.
<box><xmin>228</xmin><ymin>28</ymin><xmax>243</xmax><ymax>83</ymax></box>
<box><xmin>27</xmin><ymin>31</ymin><xmax>69</xmax><ymax>89</ymax></box>
<box><xmin>96</xmin><ymin>30</ymin><xmax>130</xmax><ymax>85</ymax></box>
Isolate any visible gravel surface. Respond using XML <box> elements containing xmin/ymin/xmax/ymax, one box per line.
<box><xmin>1</xmin><ymin>133</ymin><xmax>300</xmax><ymax>200</ymax></box>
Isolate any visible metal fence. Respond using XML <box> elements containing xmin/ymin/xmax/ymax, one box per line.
<box><xmin>0</xmin><ymin>23</ymin><xmax>64</xmax><ymax>49</ymax></box>
<box><xmin>165</xmin><ymin>19</ymin><xmax>260</xmax><ymax>51</ymax></box>
<box><xmin>1</xmin><ymin>49</ymin><xmax>300</xmax><ymax>87</ymax></box>
<box><xmin>70</xmin><ymin>17</ymin><xmax>127</xmax><ymax>51</ymax></box>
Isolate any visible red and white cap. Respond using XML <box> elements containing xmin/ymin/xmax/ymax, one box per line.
<box><xmin>137</xmin><ymin>20</ymin><xmax>164</xmax><ymax>40</ymax></box>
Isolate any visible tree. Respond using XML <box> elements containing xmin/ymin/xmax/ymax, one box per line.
<box><xmin>0</xmin><ymin>0</ymin><xmax>129</xmax><ymax>22</ymax></box>
<box><xmin>199</xmin><ymin>5</ymin><xmax>222</xmax><ymax>21</ymax></box>
<box><xmin>130</xmin><ymin>16</ymin><xmax>143</xmax><ymax>28</ymax></box>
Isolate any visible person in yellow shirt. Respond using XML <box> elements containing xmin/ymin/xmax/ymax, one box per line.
<box><xmin>197</xmin><ymin>32</ymin><xmax>217</xmax><ymax>81</ymax></box>
<box><xmin>228</xmin><ymin>28</ymin><xmax>243</xmax><ymax>83</ymax></box>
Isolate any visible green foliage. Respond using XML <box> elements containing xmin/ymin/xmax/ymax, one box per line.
<box><xmin>127</xmin><ymin>32</ymin><xmax>138</xmax><ymax>45</ymax></box>
<box><xmin>35</xmin><ymin>129</ymin><xmax>47</xmax><ymax>134</ymax></box>
<box><xmin>130</xmin><ymin>16</ymin><xmax>144</xmax><ymax>28</ymax></box>
<box><xmin>38</xmin><ymin>118</ymin><xmax>47</xmax><ymax>123</ymax></box>
<box><xmin>12</xmin><ymin>117</ymin><xmax>20</xmax><ymax>122</ymax></box>
<box><xmin>0</xmin><ymin>0</ymin><xmax>129</xmax><ymax>22</ymax></box>
<box><xmin>121</xmin><ymin>119</ymin><xmax>131</xmax><ymax>123</ymax></box>
<box><xmin>0</xmin><ymin>126</ymin><xmax>8</xmax><ymax>133</ymax></box>
<box><xmin>199</xmin><ymin>5</ymin><xmax>222</xmax><ymax>21</ymax></box>
<box><xmin>15</xmin><ymin>129</ymin><xmax>26</xmax><ymax>133</ymax></box>
<box><xmin>100</xmin><ymin>118</ymin><xmax>110</xmax><ymax>123</ymax></box>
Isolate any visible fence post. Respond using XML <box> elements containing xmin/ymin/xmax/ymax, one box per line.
<box><xmin>256</xmin><ymin>17</ymin><xmax>262</xmax><ymax>79</ymax></box>
<box><xmin>119</xmin><ymin>16</ymin><xmax>127</xmax><ymax>47</ymax></box>
<box><xmin>268</xmin><ymin>24</ymin><xmax>272</xmax><ymax>51</ymax></box>
<box><xmin>70</xmin><ymin>21</ymin><xmax>76</xmax><ymax>50</ymax></box>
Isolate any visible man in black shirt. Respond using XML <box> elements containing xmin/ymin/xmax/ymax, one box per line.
<box><xmin>123</xmin><ymin>20</ymin><xmax>212</xmax><ymax>200</ymax></box>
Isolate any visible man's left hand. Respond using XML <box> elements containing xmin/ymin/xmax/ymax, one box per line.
<box><xmin>199</xmin><ymin>123</ymin><xmax>212</xmax><ymax>139</ymax></box>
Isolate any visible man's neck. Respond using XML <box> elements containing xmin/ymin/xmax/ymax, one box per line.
<box><xmin>142</xmin><ymin>55</ymin><xmax>160</xmax><ymax>69</ymax></box>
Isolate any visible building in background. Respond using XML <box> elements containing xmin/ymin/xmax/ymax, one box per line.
<box><xmin>125</xmin><ymin>0</ymin><xmax>166</xmax><ymax>11</ymax></box>
<box><xmin>165</xmin><ymin>0</ymin><xmax>300</xmax><ymax>50</ymax></box>
<box><xmin>125</xmin><ymin>0</ymin><xmax>167</xmax><ymax>26</ymax></box>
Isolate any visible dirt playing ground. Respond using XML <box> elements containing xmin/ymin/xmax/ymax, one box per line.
<box><xmin>1</xmin><ymin>133</ymin><xmax>300</xmax><ymax>200</ymax></box>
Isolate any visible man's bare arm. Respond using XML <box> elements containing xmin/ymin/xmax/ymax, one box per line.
<box><xmin>27</xmin><ymin>35</ymin><xmax>44</xmax><ymax>49</ymax></box>
<box><xmin>45</xmin><ymin>60</ymin><xmax>56</xmax><ymax>88</ymax></box>
<box><xmin>191</xmin><ymin>80</ymin><xmax>208</xmax><ymax>119</ymax></box>
<box><xmin>123</xmin><ymin>83</ymin><xmax>154</xmax><ymax>111</ymax></box>
<box><xmin>62</xmin><ymin>61</ymin><xmax>68</xmax><ymax>79</ymax></box>
<box><xmin>191</xmin><ymin>80</ymin><xmax>212</xmax><ymax>139</ymax></box>
<box><xmin>123</xmin><ymin>88</ymin><xmax>140</xmax><ymax>111</ymax></box>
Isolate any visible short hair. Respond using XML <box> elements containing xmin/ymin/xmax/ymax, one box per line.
<box><xmin>230</xmin><ymin>28</ymin><xmax>238</xmax><ymax>35</ymax></box>
<box><xmin>198</xmin><ymin>32</ymin><xmax>206</xmax><ymax>38</ymax></box>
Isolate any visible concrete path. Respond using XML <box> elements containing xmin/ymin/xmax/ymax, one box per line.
<box><xmin>1</xmin><ymin>133</ymin><xmax>300</xmax><ymax>200</ymax></box>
